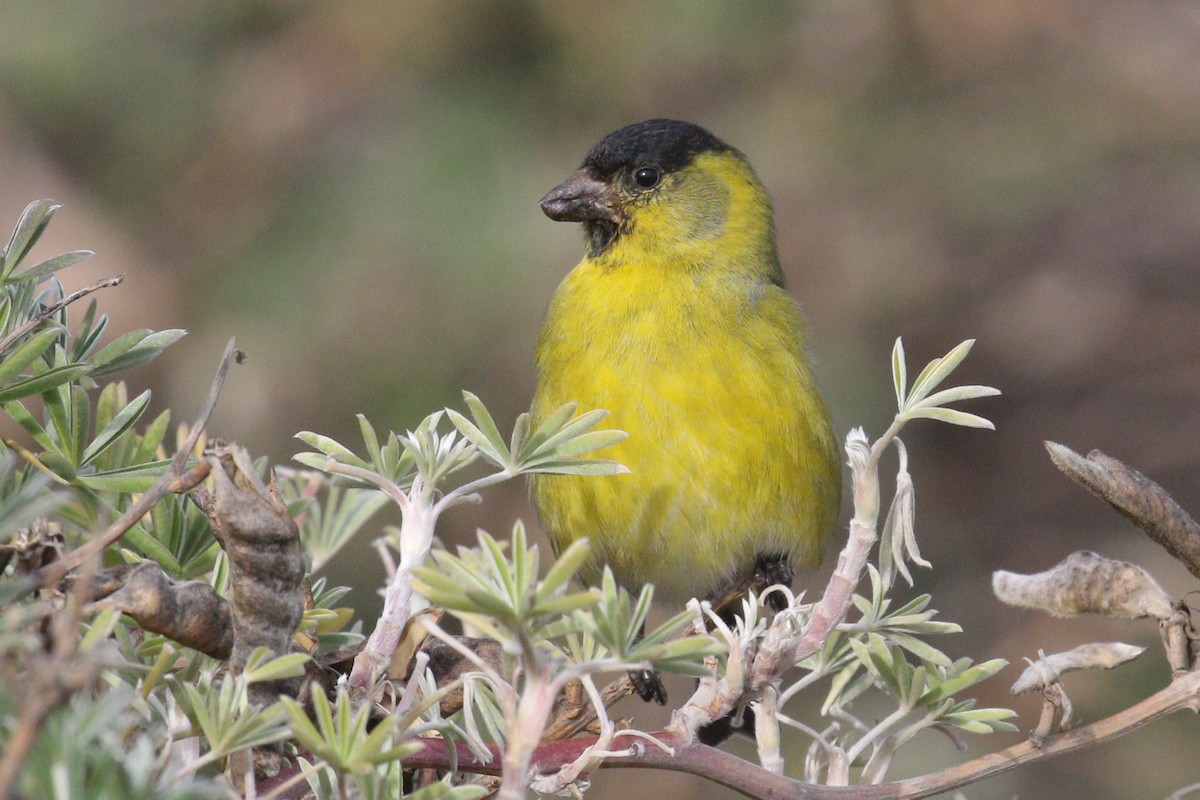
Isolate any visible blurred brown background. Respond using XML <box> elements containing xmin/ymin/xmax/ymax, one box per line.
<box><xmin>2</xmin><ymin>1</ymin><xmax>1198</xmax><ymax>796</ymax></box>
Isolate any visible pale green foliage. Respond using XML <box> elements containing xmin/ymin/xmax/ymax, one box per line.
<box><xmin>766</xmin><ymin>339</ymin><xmax>1013</xmax><ymax>782</ymax></box>
<box><xmin>411</xmin><ymin>521</ymin><xmax>722</xmax><ymax>678</ymax></box>
<box><xmin>295</xmin><ymin>391</ymin><xmax>629</xmax><ymax>497</ymax></box>
<box><xmin>277</xmin><ymin>470</ymin><xmax>390</xmax><ymax>571</ymax></box>
<box><xmin>8</xmin><ymin>688</ymin><xmax>223</xmax><ymax>800</ymax></box>
<box><xmin>412</xmin><ymin>523</ymin><xmax>600</xmax><ymax>648</ymax></box>
<box><xmin>0</xmin><ymin>204</ymin><xmax>1018</xmax><ymax>796</ymax></box>
<box><xmin>178</xmin><ymin>675</ymin><xmax>291</xmax><ymax>769</ymax></box>
<box><xmin>892</xmin><ymin>338</ymin><xmax>1001</xmax><ymax>429</ymax></box>
<box><xmin>281</xmin><ymin>688</ymin><xmax>417</xmax><ymax>778</ymax></box>
<box><xmin>448</xmin><ymin>391</ymin><xmax>628</xmax><ymax>476</ymax></box>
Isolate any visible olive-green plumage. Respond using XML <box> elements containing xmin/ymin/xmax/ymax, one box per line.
<box><xmin>531</xmin><ymin>119</ymin><xmax>840</xmax><ymax>604</ymax></box>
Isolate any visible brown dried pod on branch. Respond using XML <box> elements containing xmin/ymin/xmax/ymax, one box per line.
<box><xmin>993</xmin><ymin>550</ymin><xmax>1173</xmax><ymax>620</ymax></box>
<box><xmin>1010</xmin><ymin>642</ymin><xmax>1146</xmax><ymax>695</ymax></box>
<box><xmin>200</xmin><ymin>443</ymin><xmax>306</xmax><ymax>703</ymax></box>
<box><xmin>1045</xmin><ymin>442</ymin><xmax>1200</xmax><ymax>578</ymax></box>
<box><xmin>87</xmin><ymin>561</ymin><xmax>233</xmax><ymax>659</ymax></box>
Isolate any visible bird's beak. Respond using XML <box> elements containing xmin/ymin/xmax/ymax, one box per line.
<box><xmin>539</xmin><ymin>169</ymin><xmax>623</xmax><ymax>224</ymax></box>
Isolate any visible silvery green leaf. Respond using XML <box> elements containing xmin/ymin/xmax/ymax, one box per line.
<box><xmin>942</xmin><ymin>705</ymin><xmax>1018</xmax><ymax>734</ymax></box>
<box><xmin>517</xmin><ymin>400</ymin><xmax>579</xmax><ymax>456</ymax></box>
<box><xmin>905</xmin><ymin>339</ymin><xmax>975</xmax><ymax>407</ymax></box>
<box><xmin>912</xmin><ymin>384</ymin><xmax>1001</xmax><ymax>409</ymax></box>
<box><xmin>243</xmin><ymin>650</ymin><xmax>310</xmax><ymax>684</ymax></box>
<box><xmin>357</xmin><ymin>414</ymin><xmax>382</xmax><ymax>464</ymax></box>
<box><xmin>446</xmin><ymin>408</ymin><xmax>508</xmax><ymax>467</ymax></box>
<box><xmin>80</xmin><ymin>389</ymin><xmax>150</xmax><ymax>466</ymax></box>
<box><xmin>904</xmin><ymin>406</ymin><xmax>995</xmax><ymax>429</ymax></box>
<box><xmin>536</xmin><ymin>537</ymin><xmax>592</xmax><ymax>603</ymax></box>
<box><xmin>2</xmin><ymin>200</ymin><xmax>59</xmax><ymax>278</ymax></box>
<box><xmin>91</xmin><ymin>329</ymin><xmax>186</xmax><ymax>377</ymax></box>
<box><xmin>3</xmin><ymin>399</ymin><xmax>53</xmax><ymax>449</ymax></box>
<box><xmin>892</xmin><ymin>337</ymin><xmax>907</xmax><ymax>409</ymax></box>
<box><xmin>0</xmin><ymin>327</ymin><xmax>60</xmax><ymax>383</ymax></box>
<box><xmin>917</xmin><ymin>658</ymin><xmax>1007</xmax><ymax>706</ymax></box>
<box><xmin>523</xmin><ymin>428</ymin><xmax>627</xmax><ymax>462</ymax></box>
<box><xmin>508</xmin><ymin>412</ymin><xmax>531</xmax><ymax>459</ymax></box>
<box><xmin>0</xmin><ymin>363</ymin><xmax>91</xmax><ymax>404</ymax></box>
<box><xmin>886</xmin><ymin>633</ymin><xmax>953</xmax><ymax>667</ymax></box>
<box><xmin>15</xmin><ymin>249</ymin><xmax>94</xmax><ymax>283</ymax></box>
<box><xmin>76</xmin><ymin>459</ymin><xmax>173</xmax><ymax>493</ymax></box>
<box><xmin>295</xmin><ymin>432</ymin><xmax>370</xmax><ymax>469</ymax></box>
<box><xmin>522</xmin><ymin>458</ymin><xmax>629</xmax><ymax>476</ymax></box>
<box><xmin>517</xmin><ymin>407</ymin><xmax>611</xmax><ymax>462</ymax></box>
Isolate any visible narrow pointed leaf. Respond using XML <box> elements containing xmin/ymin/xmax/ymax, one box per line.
<box><xmin>81</xmin><ymin>389</ymin><xmax>150</xmax><ymax>466</ymax></box>
<box><xmin>536</xmin><ymin>538</ymin><xmax>592</xmax><ymax>602</ymax></box>
<box><xmin>15</xmin><ymin>250</ymin><xmax>94</xmax><ymax>283</ymax></box>
<box><xmin>913</xmin><ymin>385</ymin><xmax>1001</xmax><ymax>409</ymax></box>
<box><xmin>522</xmin><ymin>459</ymin><xmax>628</xmax><ymax>476</ymax></box>
<box><xmin>91</xmin><ymin>329</ymin><xmax>187</xmax><ymax>377</ymax></box>
<box><xmin>525</xmin><ymin>429</ymin><xmax>627</xmax><ymax>461</ymax></box>
<box><xmin>295</xmin><ymin>432</ymin><xmax>370</xmax><ymax>469</ymax></box>
<box><xmin>892</xmin><ymin>337</ymin><xmax>907</xmax><ymax>409</ymax></box>
<box><xmin>3</xmin><ymin>399</ymin><xmax>53</xmax><ymax>450</ymax></box>
<box><xmin>905</xmin><ymin>407</ymin><xmax>995</xmax><ymax>429</ymax></box>
<box><xmin>519</xmin><ymin>400</ymin><xmax>579</xmax><ymax>456</ymax></box>
<box><xmin>906</xmin><ymin>339</ymin><xmax>975</xmax><ymax>406</ymax></box>
<box><xmin>521</xmin><ymin>408</ymin><xmax>611</xmax><ymax>460</ymax></box>
<box><xmin>462</xmin><ymin>391</ymin><xmax>512</xmax><ymax>457</ymax></box>
<box><xmin>0</xmin><ymin>363</ymin><xmax>91</xmax><ymax>404</ymax></box>
<box><xmin>357</xmin><ymin>414</ymin><xmax>382</xmax><ymax>465</ymax></box>
<box><xmin>918</xmin><ymin>658</ymin><xmax>1007</xmax><ymax>706</ymax></box>
<box><xmin>3</xmin><ymin>201</ymin><xmax>59</xmax><ymax>277</ymax></box>
<box><xmin>0</xmin><ymin>327</ymin><xmax>60</xmax><ymax>383</ymax></box>
<box><xmin>76</xmin><ymin>459</ymin><xmax>173</xmax><ymax>492</ymax></box>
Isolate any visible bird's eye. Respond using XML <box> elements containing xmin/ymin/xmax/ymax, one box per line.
<box><xmin>633</xmin><ymin>167</ymin><xmax>660</xmax><ymax>189</ymax></box>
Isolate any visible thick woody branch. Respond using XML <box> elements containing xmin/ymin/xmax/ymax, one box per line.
<box><xmin>1045</xmin><ymin>442</ymin><xmax>1200</xmax><ymax>578</ymax></box>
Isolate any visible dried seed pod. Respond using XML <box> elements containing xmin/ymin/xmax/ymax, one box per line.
<box><xmin>1011</xmin><ymin>642</ymin><xmax>1145</xmax><ymax>694</ymax></box>
<box><xmin>992</xmin><ymin>550</ymin><xmax>1173</xmax><ymax>620</ymax></box>
<box><xmin>88</xmin><ymin>561</ymin><xmax>234</xmax><ymax>659</ymax></box>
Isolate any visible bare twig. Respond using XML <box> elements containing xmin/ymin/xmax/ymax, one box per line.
<box><xmin>1046</xmin><ymin>442</ymin><xmax>1200</xmax><ymax>578</ymax></box>
<box><xmin>0</xmin><ymin>275</ymin><xmax>123</xmax><ymax>357</ymax></box>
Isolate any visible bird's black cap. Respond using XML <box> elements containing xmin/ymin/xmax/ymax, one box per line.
<box><xmin>582</xmin><ymin>119</ymin><xmax>733</xmax><ymax>176</ymax></box>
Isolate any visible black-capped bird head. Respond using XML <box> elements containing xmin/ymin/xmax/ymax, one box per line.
<box><xmin>540</xmin><ymin>119</ymin><xmax>781</xmax><ymax>281</ymax></box>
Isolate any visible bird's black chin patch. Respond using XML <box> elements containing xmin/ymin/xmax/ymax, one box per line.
<box><xmin>584</xmin><ymin>219</ymin><xmax>620</xmax><ymax>256</ymax></box>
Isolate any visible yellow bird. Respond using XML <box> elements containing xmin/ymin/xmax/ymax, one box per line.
<box><xmin>531</xmin><ymin>119</ymin><xmax>841</xmax><ymax>662</ymax></box>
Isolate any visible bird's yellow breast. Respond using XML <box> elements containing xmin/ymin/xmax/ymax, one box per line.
<box><xmin>531</xmin><ymin>247</ymin><xmax>840</xmax><ymax>601</ymax></box>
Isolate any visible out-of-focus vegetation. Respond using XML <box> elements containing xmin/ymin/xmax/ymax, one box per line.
<box><xmin>1</xmin><ymin>2</ymin><xmax>1198</xmax><ymax>797</ymax></box>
